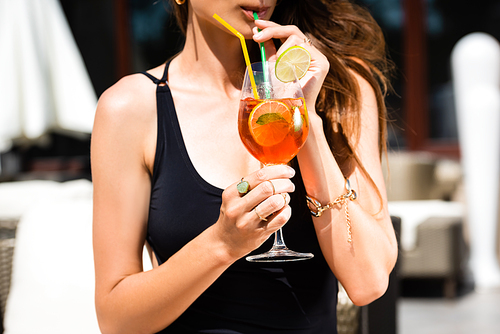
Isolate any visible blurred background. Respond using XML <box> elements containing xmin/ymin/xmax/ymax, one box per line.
<box><xmin>0</xmin><ymin>0</ymin><xmax>499</xmax><ymax>333</ymax></box>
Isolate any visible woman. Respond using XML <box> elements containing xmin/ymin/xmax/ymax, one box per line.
<box><xmin>91</xmin><ymin>0</ymin><xmax>398</xmax><ymax>333</ymax></box>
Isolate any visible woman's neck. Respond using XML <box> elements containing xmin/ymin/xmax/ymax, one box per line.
<box><xmin>173</xmin><ymin>15</ymin><xmax>250</xmax><ymax>98</ymax></box>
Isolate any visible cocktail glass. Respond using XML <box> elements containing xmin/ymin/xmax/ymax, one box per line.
<box><xmin>239</xmin><ymin>60</ymin><xmax>314</xmax><ymax>262</ymax></box>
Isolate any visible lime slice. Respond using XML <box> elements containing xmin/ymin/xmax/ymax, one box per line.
<box><xmin>275</xmin><ymin>46</ymin><xmax>311</xmax><ymax>82</ymax></box>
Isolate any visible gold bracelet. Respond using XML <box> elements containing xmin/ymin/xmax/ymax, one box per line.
<box><xmin>306</xmin><ymin>178</ymin><xmax>357</xmax><ymax>243</ymax></box>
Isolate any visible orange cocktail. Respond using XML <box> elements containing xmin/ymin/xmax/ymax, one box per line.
<box><xmin>239</xmin><ymin>60</ymin><xmax>314</xmax><ymax>262</ymax></box>
<box><xmin>212</xmin><ymin>14</ymin><xmax>313</xmax><ymax>262</ymax></box>
<box><xmin>238</xmin><ymin>97</ymin><xmax>309</xmax><ymax>165</ymax></box>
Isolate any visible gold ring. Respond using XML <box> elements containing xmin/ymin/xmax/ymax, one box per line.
<box><xmin>268</xmin><ymin>180</ymin><xmax>275</xmax><ymax>196</ymax></box>
<box><xmin>254</xmin><ymin>208</ymin><xmax>268</xmax><ymax>221</ymax></box>
<box><xmin>237</xmin><ymin>178</ymin><xmax>250</xmax><ymax>196</ymax></box>
<box><xmin>282</xmin><ymin>193</ymin><xmax>287</xmax><ymax>204</ymax></box>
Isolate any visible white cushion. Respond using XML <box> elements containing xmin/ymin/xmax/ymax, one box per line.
<box><xmin>389</xmin><ymin>200</ymin><xmax>464</xmax><ymax>251</ymax></box>
<box><xmin>3</xmin><ymin>179</ymin><xmax>100</xmax><ymax>334</ymax></box>
<box><xmin>0</xmin><ymin>180</ymin><xmax>61</xmax><ymax>220</ymax></box>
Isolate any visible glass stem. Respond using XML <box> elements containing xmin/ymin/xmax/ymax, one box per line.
<box><xmin>273</xmin><ymin>228</ymin><xmax>287</xmax><ymax>249</ymax></box>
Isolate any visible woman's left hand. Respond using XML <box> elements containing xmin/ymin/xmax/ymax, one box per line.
<box><xmin>253</xmin><ymin>20</ymin><xmax>330</xmax><ymax>109</ymax></box>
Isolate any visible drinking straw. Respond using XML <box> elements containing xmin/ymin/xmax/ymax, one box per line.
<box><xmin>253</xmin><ymin>12</ymin><xmax>271</xmax><ymax>99</ymax></box>
<box><xmin>213</xmin><ymin>14</ymin><xmax>259</xmax><ymax>99</ymax></box>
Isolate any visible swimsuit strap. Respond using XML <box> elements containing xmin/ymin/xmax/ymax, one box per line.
<box><xmin>140</xmin><ymin>71</ymin><xmax>167</xmax><ymax>85</ymax></box>
<box><xmin>141</xmin><ymin>61</ymin><xmax>170</xmax><ymax>85</ymax></box>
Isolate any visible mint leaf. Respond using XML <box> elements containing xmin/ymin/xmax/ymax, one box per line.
<box><xmin>256</xmin><ymin>113</ymin><xmax>287</xmax><ymax>125</ymax></box>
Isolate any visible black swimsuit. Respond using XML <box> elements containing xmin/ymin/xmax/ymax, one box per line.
<box><xmin>142</xmin><ymin>62</ymin><xmax>338</xmax><ymax>334</ymax></box>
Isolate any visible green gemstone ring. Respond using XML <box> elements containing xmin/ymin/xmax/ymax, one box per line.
<box><xmin>237</xmin><ymin>178</ymin><xmax>250</xmax><ymax>196</ymax></box>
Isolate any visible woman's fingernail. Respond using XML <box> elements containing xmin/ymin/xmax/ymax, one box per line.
<box><xmin>254</xmin><ymin>32</ymin><xmax>263</xmax><ymax>39</ymax></box>
<box><xmin>287</xmin><ymin>166</ymin><xmax>296</xmax><ymax>177</ymax></box>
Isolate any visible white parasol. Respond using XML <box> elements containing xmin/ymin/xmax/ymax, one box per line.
<box><xmin>0</xmin><ymin>0</ymin><xmax>97</xmax><ymax>156</ymax></box>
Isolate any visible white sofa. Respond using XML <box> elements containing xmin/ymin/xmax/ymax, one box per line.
<box><xmin>0</xmin><ymin>180</ymin><xmax>100</xmax><ymax>333</ymax></box>
<box><xmin>0</xmin><ymin>179</ymin><xmax>154</xmax><ymax>333</ymax></box>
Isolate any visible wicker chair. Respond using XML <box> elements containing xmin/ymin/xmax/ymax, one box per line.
<box><xmin>400</xmin><ymin>216</ymin><xmax>467</xmax><ymax>298</ymax></box>
<box><xmin>0</xmin><ymin>180</ymin><xmax>99</xmax><ymax>334</ymax></box>
<box><xmin>0</xmin><ymin>219</ymin><xmax>17</xmax><ymax>333</ymax></box>
<box><xmin>384</xmin><ymin>152</ymin><xmax>466</xmax><ymax>299</ymax></box>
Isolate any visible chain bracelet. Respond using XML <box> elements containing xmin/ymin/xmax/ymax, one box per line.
<box><xmin>306</xmin><ymin>178</ymin><xmax>357</xmax><ymax>243</ymax></box>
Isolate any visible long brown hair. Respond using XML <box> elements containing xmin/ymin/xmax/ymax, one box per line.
<box><xmin>169</xmin><ymin>0</ymin><xmax>393</xmax><ymax>190</ymax></box>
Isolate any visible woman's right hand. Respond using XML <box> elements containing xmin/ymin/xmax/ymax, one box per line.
<box><xmin>214</xmin><ymin>164</ymin><xmax>296</xmax><ymax>260</ymax></box>
<box><xmin>253</xmin><ymin>20</ymin><xmax>330</xmax><ymax>111</ymax></box>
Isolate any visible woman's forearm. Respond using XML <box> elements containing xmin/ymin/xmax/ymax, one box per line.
<box><xmin>96</xmin><ymin>224</ymin><xmax>235</xmax><ymax>334</ymax></box>
<box><xmin>297</xmin><ymin>111</ymin><xmax>397</xmax><ymax>305</ymax></box>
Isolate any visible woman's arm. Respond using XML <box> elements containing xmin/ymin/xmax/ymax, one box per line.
<box><xmin>92</xmin><ymin>75</ymin><xmax>295</xmax><ymax>334</ymax></box>
<box><xmin>297</xmin><ymin>71</ymin><xmax>398</xmax><ymax>306</ymax></box>
<box><xmin>254</xmin><ymin>20</ymin><xmax>398</xmax><ymax>306</ymax></box>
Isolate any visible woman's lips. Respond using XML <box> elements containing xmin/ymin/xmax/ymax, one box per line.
<box><xmin>241</xmin><ymin>7</ymin><xmax>269</xmax><ymax>20</ymax></box>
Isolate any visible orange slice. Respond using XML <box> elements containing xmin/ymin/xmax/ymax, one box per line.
<box><xmin>248</xmin><ymin>100</ymin><xmax>292</xmax><ymax>147</ymax></box>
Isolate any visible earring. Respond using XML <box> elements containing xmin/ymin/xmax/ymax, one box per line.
<box><xmin>175</xmin><ymin>0</ymin><xmax>185</xmax><ymax>4</ymax></box>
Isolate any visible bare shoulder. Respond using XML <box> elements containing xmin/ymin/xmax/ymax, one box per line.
<box><xmin>96</xmin><ymin>72</ymin><xmax>157</xmax><ymax>124</ymax></box>
<box><xmin>347</xmin><ymin>63</ymin><xmax>384</xmax><ymax>176</ymax></box>
<box><xmin>92</xmin><ymin>69</ymin><xmax>163</xmax><ymax>171</ymax></box>
<box><xmin>343</xmin><ymin>67</ymin><xmax>379</xmax><ymax>142</ymax></box>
